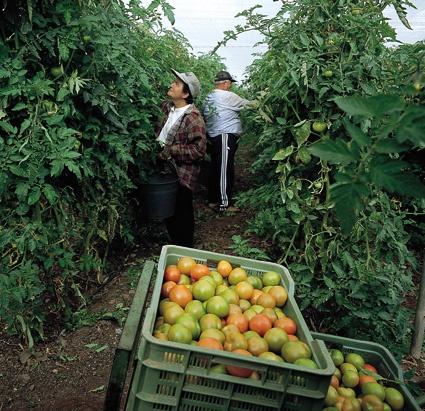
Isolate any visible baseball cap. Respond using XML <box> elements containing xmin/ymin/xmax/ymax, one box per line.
<box><xmin>171</xmin><ymin>69</ymin><xmax>200</xmax><ymax>99</ymax></box>
<box><xmin>214</xmin><ymin>70</ymin><xmax>237</xmax><ymax>83</ymax></box>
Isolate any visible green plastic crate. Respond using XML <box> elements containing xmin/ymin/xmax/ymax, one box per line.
<box><xmin>312</xmin><ymin>332</ymin><xmax>422</xmax><ymax>411</ymax></box>
<box><xmin>125</xmin><ymin>246</ymin><xmax>335</xmax><ymax>411</ymax></box>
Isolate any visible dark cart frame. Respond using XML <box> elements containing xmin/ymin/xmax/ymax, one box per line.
<box><xmin>104</xmin><ymin>260</ymin><xmax>155</xmax><ymax>410</ymax></box>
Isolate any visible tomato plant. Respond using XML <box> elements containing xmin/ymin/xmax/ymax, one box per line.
<box><xmin>0</xmin><ymin>0</ymin><xmax>223</xmax><ymax>344</ymax></box>
<box><xmin>223</xmin><ymin>0</ymin><xmax>424</xmax><ymax>354</ymax></box>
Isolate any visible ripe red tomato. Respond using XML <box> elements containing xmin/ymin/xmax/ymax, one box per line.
<box><xmin>249</xmin><ymin>314</ymin><xmax>272</xmax><ymax>336</ymax></box>
<box><xmin>226</xmin><ymin>349</ymin><xmax>253</xmax><ymax>378</ymax></box>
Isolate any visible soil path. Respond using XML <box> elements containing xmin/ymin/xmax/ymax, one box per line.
<box><xmin>0</xmin><ymin>140</ymin><xmax>259</xmax><ymax>411</ymax></box>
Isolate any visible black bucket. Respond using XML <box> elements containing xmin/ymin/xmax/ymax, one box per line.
<box><xmin>141</xmin><ymin>172</ymin><xmax>179</xmax><ymax>220</ymax></box>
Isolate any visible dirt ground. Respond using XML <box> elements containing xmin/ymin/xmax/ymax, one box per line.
<box><xmin>0</xmin><ymin>141</ymin><xmax>424</xmax><ymax>410</ymax></box>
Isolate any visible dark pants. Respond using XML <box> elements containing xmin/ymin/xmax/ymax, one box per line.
<box><xmin>165</xmin><ymin>184</ymin><xmax>194</xmax><ymax>247</ymax></box>
<box><xmin>208</xmin><ymin>133</ymin><xmax>239</xmax><ymax>210</ymax></box>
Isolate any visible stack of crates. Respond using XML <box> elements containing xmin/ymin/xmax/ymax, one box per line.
<box><xmin>312</xmin><ymin>332</ymin><xmax>422</xmax><ymax>411</ymax></box>
<box><xmin>125</xmin><ymin>246</ymin><xmax>336</xmax><ymax>411</ymax></box>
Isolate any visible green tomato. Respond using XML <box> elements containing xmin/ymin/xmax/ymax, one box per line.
<box><xmin>414</xmin><ymin>82</ymin><xmax>422</xmax><ymax>92</ymax></box>
<box><xmin>50</xmin><ymin>66</ymin><xmax>63</xmax><ymax>77</ymax></box>
<box><xmin>312</xmin><ymin>121</ymin><xmax>327</xmax><ymax>133</ymax></box>
<box><xmin>82</xmin><ymin>35</ymin><xmax>92</xmax><ymax>43</ymax></box>
<box><xmin>323</xmin><ymin>70</ymin><xmax>333</xmax><ymax>78</ymax></box>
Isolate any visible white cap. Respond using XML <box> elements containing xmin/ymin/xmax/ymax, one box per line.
<box><xmin>171</xmin><ymin>69</ymin><xmax>200</xmax><ymax>99</ymax></box>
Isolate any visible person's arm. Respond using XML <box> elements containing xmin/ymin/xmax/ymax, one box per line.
<box><xmin>222</xmin><ymin>92</ymin><xmax>250</xmax><ymax>112</ymax></box>
<box><xmin>169</xmin><ymin>114</ymin><xmax>206</xmax><ymax>163</ymax></box>
<box><xmin>155</xmin><ymin>101</ymin><xmax>171</xmax><ymax>136</ymax></box>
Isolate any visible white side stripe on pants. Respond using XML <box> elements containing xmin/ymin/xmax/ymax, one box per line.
<box><xmin>220</xmin><ymin>133</ymin><xmax>229</xmax><ymax>209</ymax></box>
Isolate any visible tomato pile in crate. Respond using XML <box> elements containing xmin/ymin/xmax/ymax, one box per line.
<box><xmin>312</xmin><ymin>332</ymin><xmax>422</xmax><ymax>411</ymax></box>
<box><xmin>125</xmin><ymin>246</ymin><xmax>335</xmax><ymax>411</ymax></box>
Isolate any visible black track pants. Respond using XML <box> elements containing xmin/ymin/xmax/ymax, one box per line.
<box><xmin>165</xmin><ymin>184</ymin><xmax>194</xmax><ymax>247</ymax></box>
<box><xmin>208</xmin><ymin>133</ymin><xmax>239</xmax><ymax>210</ymax></box>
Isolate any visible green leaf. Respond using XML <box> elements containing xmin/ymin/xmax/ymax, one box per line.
<box><xmin>57</xmin><ymin>87</ymin><xmax>70</xmax><ymax>101</ymax></box>
<box><xmin>288</xmin><ymin>202</ymin><xmax>300</xmax><ymax>214</ymax></box>
<box><xmin>28</xmin><ymin>187</ymin><xmax>41</xmax><ymax>205</ymax></box>
<box><xmin>63</xmin><ymin>151</ymin><xmax>81</xmax><ymax>159</ymax></box>
<box><xmin>65</xmin><ymin>161</ymin><xmax>81</xmax><ymax>179</ymax></box>
<box><xmin>50</xmin><ymin>159</ymin><xmax>64</xmax><ymax>176</ymax></box>
<box><xmin>394</xmin><ymin>4</ymin><xmax>412</xmax><ymax>30</ymax></box>
<box><xmin>334</xmin><ymin>95</ymin><xmax>405</xmax><ymax>117</ymax></box>
<box><xmin>323</xmin><ymin>275</ymin><xmax>336</xmax><ymax>289</ymax></box>
<box><xmin>395</xmin><ymin>107</ymin><xmax>425</xmax><ymax>145</ymax></box>
<box><xmin>370</xmin><ymin>159</ymin><xmax>425</xmax><ymax>198</ymax></box>
<box><xmin>299</xmin><ymin>33</ymin><xmax>309</xmax><ymax>47</ymax></box>
<box><xmin>375</xmin><ymin>140</ymin><xmax>409</xmax><ymax>154</ymax></box>
<box><xmin>85</xmin><ymin>343</ymin><xmax>108</xmax><ymax>352</ymax></box>
<box><xmin>15</xmin><ymin>183</ymin><xmax>29</xmax><ymax>199</ymax></box>
<box><xmin>308</xmin><ymin>140</ymin><xmax>358</xmax><ymax>165</ymax></box>
<box><xmin>293</xmin><ymin>121</ymin><xmax>310</xmax><ymax>147</ymax></box>
<box><xmin>12</xmin><ymin>103</ymin><xmax>26</xmax><ymax>111</ymax></box>
<box><xmin>27</xmin><ymin>0</ymin><xmax>33</xmax><ymax>23</ymax></box>
<box><xmin>0</xmin><ymin>120</ymin><xmax>18</xmax><ymax>135</ymax></box>
<box><xmin>89</xmin><ymin>385</ymin><xmax>105</xmax><ymax>393</ymax></box>
<box><xmin>272</xmin><ymin>146</ymin><xmax>293</xmax><ymax>161</ymax></box>
<box><xmin>162</xmin><ymin>3</ymin><xmax>176</xmax><ymax>25</ymax></box>
<box><xmin>343</xmin><ymin>119</ymin><xmax>370</xmax><ymax>146</ymax></box>
<box><xmin>330</xmin><ymin>182</ymin><xmax>369</xmax><ymax>233</ymax></box>
<box><xmin>313</xmin><ymin>34</ymin><xmax>324</xmax><ymax>47</ymax></box>
<box><xmin>43</xmin><ymin>184</ymin><xmax>57</xmax><ymax>204</ymax></box>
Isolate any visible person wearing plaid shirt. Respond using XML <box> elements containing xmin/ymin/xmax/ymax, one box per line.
<box><xmin>156</xmin><ymin>69</ymin><xmax>207</xmax><ymax>247</ymax></box>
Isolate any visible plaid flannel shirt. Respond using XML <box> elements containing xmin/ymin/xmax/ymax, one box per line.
<box><xmin>156</xmin><ymin>102</ymin><xmax>207</xmax><ymax>191</ymax></box>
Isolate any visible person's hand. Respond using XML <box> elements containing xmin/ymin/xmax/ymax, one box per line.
<box><xmin>246</xmin><ymin>99</ymin><xmax>259</xmax><ymax>109</ymax></box>
<box><xmin>158</xmin><ymin>147</ymin><xmax>172</xmax><ymax>161</ymax></box>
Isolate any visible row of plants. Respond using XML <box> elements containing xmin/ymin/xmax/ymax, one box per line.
<box><xmin>0</xmin><ymin>0</ymin><xmax>224</xmax><ymax>345</ymax></box>
<box><xmin>231</xmin><ymin>0</ymin><xmax>424</xmax><ymax>355</ymax></box>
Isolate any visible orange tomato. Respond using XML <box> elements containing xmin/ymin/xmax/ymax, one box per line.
<box><xmin>161</xmin><ymin>281</ymin><xmax>176</xmax><ymax>298</ymax></box>
<box><xmin>267</xmin><ymin>286</ymin><xmax>288</xmax><ymax>307</ymax></box>
<box><xmin>287</xmin><ymin>334</ymin><xmax>299</xmax><ymax>342</ymax></box>
<box><xmin>169</xmin><ymin>284</ymin><xmax>193</xmax><ymax>308</ymax></box>
<box><xmin>197</xmin><ymin>338</ymin><xmax>223</xmax><ymax>351</ymax></box>
<box><xmin>256</xmin><ymin>293</ymin><xmax>276</xmax><ymax>308</ymax></box>
<box><xmin>363</xmin><ymin>363</ymin><xmax>378</xmax><ymax>373</ymax></box>
<box><xmin>274</xmin><ymin>317</ymin><xmax>297</xmax><ymax>335</ymax></box>
<box><xmin>227</xmin><ymin>313</ymin><xmax>249</xmax><ymax>333</ymax></box>
<box><xmin>249</xmin><ymin>314</ymin><xmax>272</xmax><ymax>336</ymax></box>
<box><xmin>235</xmin><ymin>281</ymin><xmax>254</xmax><ymax>300</ymax></box>
<box><xmin>359</xmin><ymin>375</ymin><xmax>377</xmax><ymax>387</ymax></box>
<box><xmin>250</xmin><ymin>289</ymin><xmax>264</xmax><ymax>305</ymax></box>
<box><xmin>190</xmin><ymin>263</ymin><xmax>210</xmax><ymax>281</ymax></box>
<box><xmin>164</xmin><ymin>265</ymin><xmax>181</xmax><ymax>283</ymax></box>
<box><xmin>330</xmin><ymin>374</ymin><xmax>340</xmax><ymax>388</ymax></box>
<box><xmin>217</xmin><ymin>260</ymin><xmax>232</xmax><ymax>277</ymax></box>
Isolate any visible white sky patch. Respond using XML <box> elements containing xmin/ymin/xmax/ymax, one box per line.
<box><xmin>141</xmin><ymin>1</ymin><xmax>425</xmax><ymax>80</ymax></box>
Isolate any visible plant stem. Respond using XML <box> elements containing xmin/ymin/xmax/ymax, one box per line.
<box><xmin>279</xmin><ymin>225</ymin><xmax>299</xmax><ymax>264</ymax></box>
